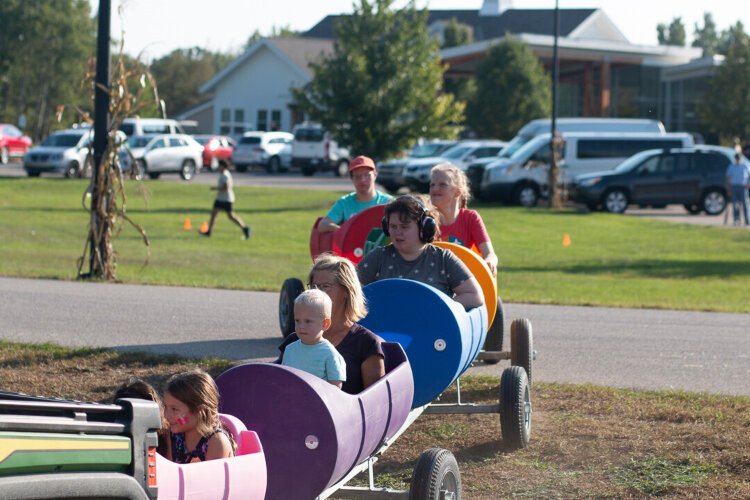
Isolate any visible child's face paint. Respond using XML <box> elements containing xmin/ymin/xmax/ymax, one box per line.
<box><xmin>163</xmin><ymin>392</ymin><xmax>196</xmax><ymax>432</ymax></box>
<box><xmin>176</xmin><ymin>415</ymin><xmax>189</xmax><ymax>426</ymax></box>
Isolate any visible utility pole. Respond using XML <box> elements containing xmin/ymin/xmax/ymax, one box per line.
<box><xmin>87</xmin><ymin>0</ymin><xmax>111</xmax><ymax>277</ymax></box>
<box><xmin>549</xmin><ymin>0</ymin><xmax>563</xmax><ymax>209</ymax></box>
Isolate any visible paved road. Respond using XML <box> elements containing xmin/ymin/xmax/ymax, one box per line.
<box><xmin>2</xmin><ymin>277</ymin><xmax>748</xmax><ymax>396</ymax></box>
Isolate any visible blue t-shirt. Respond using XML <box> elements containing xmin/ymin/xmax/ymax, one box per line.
<box><xmin>726</xmin><ymin>161</ymin><xmax>750</xmax><ymax>186</ymax></box>
<box><xmin>281</xmin><ymin>338</ymin><xmax>347</xmax><ymax>382</ymax></box>
<box><xmin>325</xmin><ymin>191</ymin><xmax>393</xmax><ymax>224</ymax></box>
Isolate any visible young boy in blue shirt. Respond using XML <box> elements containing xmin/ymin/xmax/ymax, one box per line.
<box><xmin>281</xmin><ymin>289</ymin><xmax>347</xmax><ymax>388</ymax></box>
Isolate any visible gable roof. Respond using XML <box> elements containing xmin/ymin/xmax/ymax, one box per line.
<box><xmin>199</xmin><ymin>37</ymin><xmax>333</xmax><ymax>94</ymax></box>
<box><xmin>303</xmin><ymin>8</ymin><xmax>597</xmax><ymax>41</ymax></box>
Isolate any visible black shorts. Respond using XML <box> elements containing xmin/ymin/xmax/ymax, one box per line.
<box><xmin>213</xmin><ymin>200</ymin><xmax>233</xmax><ymax>212</ymax></box>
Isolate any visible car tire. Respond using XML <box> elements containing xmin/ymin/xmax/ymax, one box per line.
<box><xmin>267</xmin><ymin>156</ymin><xmax>281</xmax><ymax>174</ymax></box>
<box><xmin>279</xmin><ymin>278</ymin><xmax>305</xmax><ymax>338</ymax></box>
<box><xmin>64</xmin><ymin>161</ymin><xmax>79</xmax><ymax>179</ymax></box>
<box><xmin>0</xmin><ymin>147</ymin><xmax>8</xmax><ymax>164</ymax></box>
<box><xmin>335</xmin><ymin>160</ymin><xmax>349</xmax><ymax>177</ymax></box>
<box><xmin>701</xmin><ymin>188</ymin><xmax>726</xmax><ymax>215</ymax></box>
<box><xmin>180</xmin><ymin>159</ymin><xmax>196</xmax><ymax>181</ymax></box>
<box><xmin>409</xmin><ymin>448</ymin><xmax>461</xmax><ymax>500</ymax></box>
<box><xmin>684</xmin><ymin>204</ymin><xmax>701</xmax><ymax>215</ymax></box>
<box><xmin>148</xmin><ymin>172</ymin><xmax>160</xmax><ymax>180</ymax></box>
<box><xmin>499</xmin><ymin>365</ymin><xmax>532</xmax><ymax>450</ymax></box>
<box><xmin>27</xmin><ymin>171</ymin><xmax>41</xmax><ymax>177</ymax></box>
<box><xmin>302</xmin><ymin>167</ymin><xmax>315</xmax><ymax>177</ymax></box>
<box><xmin>482</xmin><ymin>296</ymin><xmax>505</xmax><ymax>363</ymax></box>
<box><xmin>603</xmin><ymin>188</ymin><xmax>628</xmax><ymax>214</ymax></box>
<box><xmin>514</xmin><ymin>184</ymin><xmax>539</xmax><ymax>207</ymax></box>
<box><xmin>235</xmin><ymin>164</ymin><xmax>248</xmax><ymax>173</ymax></box>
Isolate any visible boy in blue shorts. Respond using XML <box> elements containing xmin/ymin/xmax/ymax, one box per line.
<box><xmin>281</xmin><ymin>289</ymin><xmax>346</xmax><ymax>388</ymax></box>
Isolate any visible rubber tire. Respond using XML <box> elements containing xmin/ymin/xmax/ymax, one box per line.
<box><xmin>302</xmin><ymin>167</ymin><xmax>315</xmax><ymax>177</ymax></box>
<box><xmin>64</xmin><ymin>161</ymin><xmax>79</xmax><ymax>179</ymax></box>
<box><xmin>409</xmin><ymin>448</ymin><xmax>461</xmax><ymax>500</ymax></box>
<box><xmin>1</xmin><ymin>147</ymin><xmax>9</xmax><ymax>164</ymax></box>
<box><xmin>482</xmin><ymin>296</ymin><xmax>505</xmax><ymax>363</ymax></box>
<box><xmin>603</xmin><ymin>188</ymin><xmax>628</xmax><ymax>214</ymax></box>
<box><xmin>499</xmin><ymin>365</ymin><xmax>532</xmax><ymax>450</ymax></box>
<box><xmin>180</xmin><ymin>160</ymin><xmax>196</xmax><ymax>181</ymax></box>
<box><xmin>701</xmin><ymin>188</ymin><xmax>726</xmax><ymax>215</ymax></box>
<box><xmin>27</xmin><ymin>171</ymin><xmax>41</xmax><ymax>177</ymax></box>
<box><xmin>235</xmin><ymin>164</ymin><xmax>248</xmax><ymax>173</ymax></box>
<box><xmin>148</xmin><ymin>172</ymin><xmax>160</xmax><ymax>180</ymax></box>
<box><xmin>514</xmin><ymin>184</ymin><xmax>539</xmax><ymax>207</ymax></box>
<box><xmin>684</xmin><ymin>203</ymin><xmax>701</xmax><ymax>215</ymax></box>
<box><xmin>267</xmin><ymin>156</ymin><xmax>281</xmax><ymax>173</ymax></box>
<box><xmin>510</xmin><ymin>318</ymin><xmax>533</xmax><ymax>384</ymax></box>
<box><xmin>335</xmin><ymin>160</ymin><xmax>349</xmax><ymax>177</ymax></box>
<box><xmin>279</xmin><ymin>277</ymin><xmax>305</xmax><ymax>338</ymax></box>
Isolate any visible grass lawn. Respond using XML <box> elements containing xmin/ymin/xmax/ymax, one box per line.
<box><xmin>1</xmin><ymin>177</ymin><xmax>749</xmax><ymax>312</ymax></box>
<box><xmin>2</xmin><ymin>341</ymin><xmax>748</xmax><ymax>498</ymax></box>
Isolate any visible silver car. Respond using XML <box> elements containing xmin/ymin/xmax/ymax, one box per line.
<box><xmin>23</xmin><ymin>129</ymin><xmax>93</xmax><ymax>178</ymax></box>
<box><xmin>131</xmin><ymin>134</ymin><xmax>203</xmax><ymax>180</ymax></box>
<box><xmin>232</xmin><ymin>131</ymin><xmax>293</xmax><ymax>173</ymax></box>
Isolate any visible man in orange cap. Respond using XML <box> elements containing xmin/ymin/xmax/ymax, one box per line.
<box><xmin>318</xmin><ymin>155</ymin><xmax>392</xmax><ymax>232</ymax></box>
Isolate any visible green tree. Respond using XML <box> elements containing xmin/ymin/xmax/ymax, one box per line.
<box><xmin>693</xmin><ymin>12</ymin><xmax>720</xmax><ymax>56</ymax></box>
<box><xmin>699</xmin><ymin>26</ymin><xmax>750</xmax><ymax>142</ymax></box>
<box><xmin>0</xmin><ymin>0</ymin><xmax>95</xmax><ymax>140</ymax></box>
<box><xmin>657</xmin><ymin>17</ymin><xmax>686</xmax><ymax>46</ymax></box>
<box><xmin>291</xmin><ymin>0</ymin><xmax>463</xmax><ymax>160</ymax></box>
<box><xmin>244</xmin><ymin>25</ymin><xmax>299</xmax><ymax>49</ymax></box>
<box><xmin>465</xmin><ymin>35</ymin><xmax>550</xmax><ymax>139</ymax></box>
<box><xmin>718</xmin><ymin>21</ymin><xmax>747</xmax><ymax>55</ymax></box>
<box><xmin>149</xmin><ymin>48</ymin><xmax>233</xmax><ymax>116</ymax></box>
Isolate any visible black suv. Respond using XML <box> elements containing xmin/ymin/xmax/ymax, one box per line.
<box><xmin>570</xmin><ymin>146</ymin><xmax>736</xmax><ymax>214</ymax></box>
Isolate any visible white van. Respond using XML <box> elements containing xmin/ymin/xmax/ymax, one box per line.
<box><xmin>118</xmin><ymin>117</ymin><xmax>185</xmax><ymax>137</ymax></box>
<box><xmin>480</xmin><ymin>132</ymin><xmax>694</xmax><ymax>206</ymax></box>
<box><xmin>467</xmin><ymin>118</ymin><xmax>666</xmax><ymax>196</ymax></box>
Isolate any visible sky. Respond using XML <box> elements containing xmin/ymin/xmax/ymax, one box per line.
<box><xmin>91</xmin><ymin>0</ymin><xmax>749</xmax><ymax>61</ymax></box>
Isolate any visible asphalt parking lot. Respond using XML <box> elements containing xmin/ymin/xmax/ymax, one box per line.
<box><xmin>2</xmin><ymin>160</ymin><xmax>747</xmax><ymax>227</ymax></box>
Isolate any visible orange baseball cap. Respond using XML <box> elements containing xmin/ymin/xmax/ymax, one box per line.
<box><xmin>349</xmin><ymin>155</ymin><xmax>376</xmax><ymax>172</ymax></box>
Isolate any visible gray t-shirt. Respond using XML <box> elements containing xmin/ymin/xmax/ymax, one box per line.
<box><xmin>216</xmin><ymin>170</ymin><xmax>235</xmax><ymax>203</ymax></box>
<box><xmin>357</xmin><ymin>244</ymin><xmax>472</xmax><ymax>298</ymax></box>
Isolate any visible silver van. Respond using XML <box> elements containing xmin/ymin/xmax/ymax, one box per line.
<box><xmin>480</xmin><ymin>132</ymin><xmax>694</xmax><ymax>206</ymax></box>
<box><xmin>119</xmin><ymin>118</ymin><xmax>185</xmax><ymax>137</ymax></box>
<box><xmin>467</xmin><ymin>118</ymin><xmax>666</xmax><ymax>196</ymax></box>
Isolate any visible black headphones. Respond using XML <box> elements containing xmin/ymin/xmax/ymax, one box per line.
<box><xmin>381</xmin><ymin>195</ymin><xmax>437</xmax><ymax>243</ymax></box>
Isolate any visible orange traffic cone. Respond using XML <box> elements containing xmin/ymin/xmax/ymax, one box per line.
<box><xmin>562</xmin><ymin>233</ymin><xmax>571</xmax><ymax>247</ymax></box>
<box><xmin>183</xmin><ymin>217</ymin><xmax>192</xmax><ymax>231</ymax></box>
<box><xmin>200</xmin><ymin>221</ymin><xmax>209</xmax><ymax>234</ymax></box>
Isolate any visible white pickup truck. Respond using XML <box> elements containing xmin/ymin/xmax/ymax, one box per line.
<box><xmin>291</xmin><ymin>123</ymin><xmax>350</xmax><ymax>177</ymax></box>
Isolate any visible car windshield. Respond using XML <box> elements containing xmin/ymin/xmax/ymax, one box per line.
<box><xmin>442</xmin><ymin>146</ymin><xmax>472</xmax><ymax>160</ymax></box>
<box><xmin>498</xmin><ymin>136</ymin><xmax>531</xmax><ymax>158</ymax></box>
<box><xmin>239</xmin><ymin>136</ymin><xmax>261</xmax><ymax>145</ymax></box>
<box><xmin>294</xmin><ymin>128</ymin><xmax>324</xmax><ymax>141</ymax></box>
<box><xmin>41</xmin><ymin>133</ymin><xmax>84</xmax><ymax>147</ymax></box>
<box><xmin>508</xmin><ymin>137</ymin><xmax>550</xmax><ymax>161</ymax></box>
<box><xmin>411</xmin><ymin>143</ymin><xmax>451</xmax><ymax>158</ymax></box>
<box><xmin>127</xmin><ymin>135</ymin><xmax>154</xmax><ymax>148</ymax></box>
<box><xmin>614</xmin><ymin>149</ymin><xmax>661</xmax><ymax>172</ymax></box>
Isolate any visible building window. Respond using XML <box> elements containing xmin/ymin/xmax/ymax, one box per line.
<box><xmin>220</xmin><ymin>108</ymin><xmax>246</xmax><ymax>135</ymax></box>
<box><xmin>271</xmin><ymin>110</ymin><xmax>281</xmax><ymax>131</ymax></box>
<box><xmin>257</xmin><ymin>110</ymin><xmax>268</xmax><ymax>131</ymax></box>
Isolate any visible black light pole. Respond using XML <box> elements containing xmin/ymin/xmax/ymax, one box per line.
<box><xmin>89</xmin><ymin>0</ymin><xmax>111</xmax><ymax>275</ymax></box>
<box><xmin>549</xmin><ymin>0</ymin><xmax>561</xmax><ymax>208</ymax></box>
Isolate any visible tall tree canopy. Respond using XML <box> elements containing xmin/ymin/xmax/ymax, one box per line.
<box><xmin>442</xmin><ymin>18</ymin><xmax>475</xmax><ymax>104</ymax></box>
<box><xmin>0</xmin><ymin>0</ymin><xmax>95</xmax><ymax>140</ymax></box>
<box><xmin>700</xmin><ymin>25</ymin><xmax>750</xmax><ymax>142</ymax></box>
<box><xmin>465</xmin><ymin>36</ymin><xmax>550</xmax><ymax>140</ymax></box>
<box><xmin>693</xmin><ymin>12</ymin><xmax>720</xmax><ymax>56</ymax></box>
<box><xmin>657</xmin><ymin>17</ymin><xmax>686</xmax><ymax>46</ymax></box>
<box><xmin>149</xmin><ymin>48</ymin><xmax>233</xmax><ymax>116</ymax></box>
<box><xmin>292</xmin><ymin>0</ymin><xmax>463</xmax><ymax>160</ymax></box>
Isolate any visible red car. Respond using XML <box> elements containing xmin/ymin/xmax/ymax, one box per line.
<box><xmin>0</xmin><ymin>124</ymin><xmax>32</xmax><ymax>164</ymax></box>
<box><xmin>193</xmin><ymin>135</ymin><xmax>235</xmax><ymax>171</ymax></box>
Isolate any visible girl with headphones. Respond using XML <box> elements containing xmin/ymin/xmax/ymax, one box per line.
<box><xmin>357</xmin><ymin>195</ymin><xmax>484</xmax><ymax>309</ymax></box>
